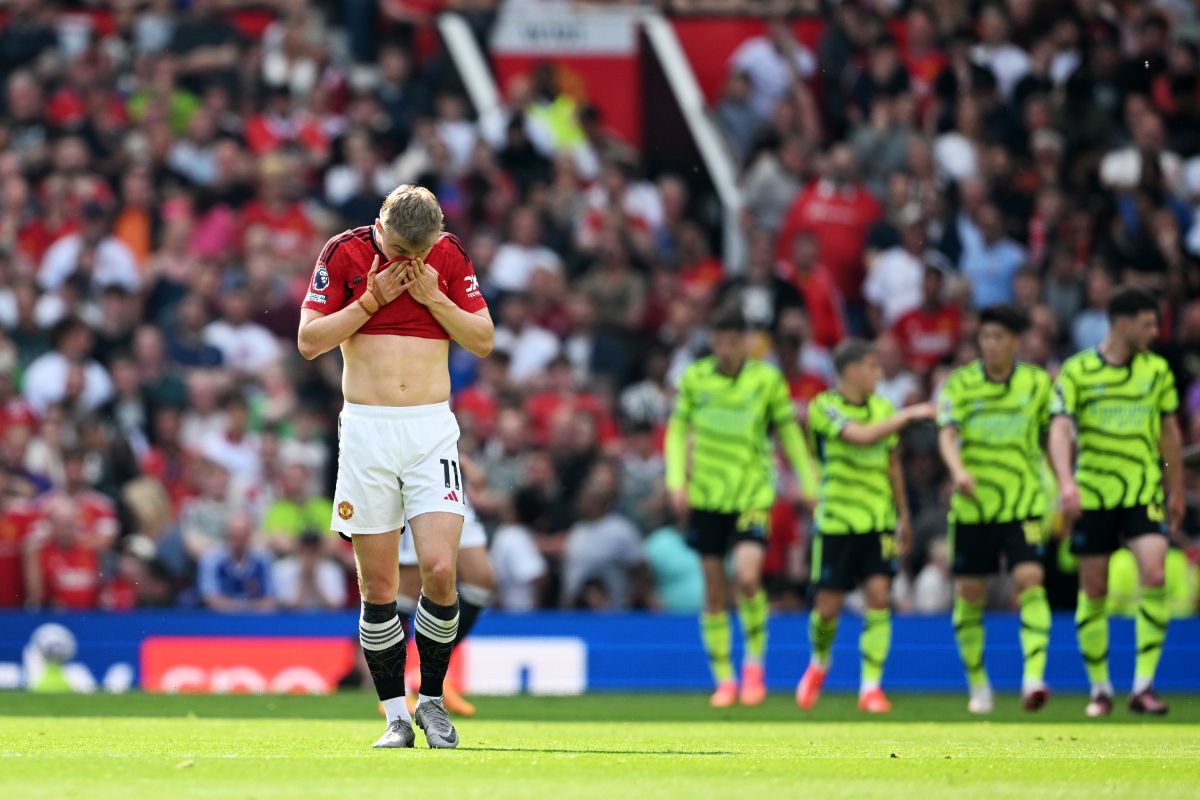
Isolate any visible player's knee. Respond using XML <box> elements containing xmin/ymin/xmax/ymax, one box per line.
<box><xmin>420</xmin><ymin>555</ymin><xmax>457</xmax><ymax>599</ymax></box>
<box><xmin>813</xmin><ymin>592</ymin><xmax>840</xmax><ymax>620</ymax></box>
<box><xmin>1080</xmin><ymin>575</ymin><xmax>1108</xmax><ymax>599</ymax></box>
<box><xmin>734</xmin><ymin>575</ymin><xmax>760</xmax><ymax>599</ymax></box>
<box><xmin>956</xmin><ymin>580</ymin><xmax>985</xmax><ymax>604</ymax></box>
<box><xmin>1139</xmin><ymin>564</ymin><xmax>1165</xmax><ymax>588</ymax></box>
<box><xmin>1012</xmin><ymin>565</ymin><xmax>1044</xmax><ymax>593</ymax></box>
<box><xmin>358</xmin><ymin>571</ymin><xmax>399</xmax><ymax>605</ymax></box>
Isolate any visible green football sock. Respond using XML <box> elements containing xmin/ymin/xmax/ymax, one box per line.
<box><xmin>808</xmin><ymin>609</ymin><xmax>838</xmax><ymax>668</ymax></box>
<box><xmin>1018</xmin><ymin>586</ymin><xmax>1051</xmax><ymax>687</ymax></box>
<box><xmin>737</xmin><ymin>590</ymin><xmax>769</xmax><ymax>666</ymax></box>
<box><xmin>859</xmin><ymin>608</ymin><xmax>891</xmax><ymax>691</ymax></box>
<box><xmin>953</xmin><ymin>595</ymin><xmax>989</xmax><ymax>690</ymax></box>
<box><xmin>1134</xmin><ymin>585</ymin><xmax>1168</xmax><ymax>689</ymax></box>
<box><xmin>701</xmin><ymin>612</ymin><xmax>734</xmax><ymax>684</ymax></box>
<box><xmin>1075</xmin><ymin>592</ymin><xmax>1110</xmax><ymax>691</ymax></box>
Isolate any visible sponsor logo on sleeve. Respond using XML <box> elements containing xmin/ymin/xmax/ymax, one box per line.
<box><xmin>306</xmin><ymin>292</ymin><xmax>327</xmax><ymax>305</ymax></box>
<box><xmin>313</xmin><ymin>266</ymin><xmax>330</xmax><ymax>291</ymax></box>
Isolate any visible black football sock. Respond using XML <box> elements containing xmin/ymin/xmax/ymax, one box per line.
<box><xmin>359</xmin><ymin>600</ymin><xmax>407</xmax><ymax>707</ymax></box>
<box><xmin>414</xmin><ymin>593</ymin><xmax>459</xmax><ymax>699</ymax></box>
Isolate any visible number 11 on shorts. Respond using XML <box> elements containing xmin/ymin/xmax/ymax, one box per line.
<box><xmin>440</xmin><ymin>459</ymin><xmax>460</xmax><ymax>490</ymax></box>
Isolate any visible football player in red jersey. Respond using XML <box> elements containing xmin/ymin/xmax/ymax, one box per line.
<box><xmin>297</xmin><ymin>185</ymin><xmax>493</xmax><ymax>750</ymax></box>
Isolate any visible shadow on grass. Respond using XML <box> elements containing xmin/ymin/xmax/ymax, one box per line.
<box><xmin>459</xmin><ymin>746</ymin><xmax>733</xmax><ymax>756</ymax></box>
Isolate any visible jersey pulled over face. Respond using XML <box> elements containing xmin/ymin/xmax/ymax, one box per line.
<box><xmin>1051</xmin><ymin>348</ymin><xmax>1178</xmax><ymax>510</ymax></box>
<box><xmin>301</xmin><ymin>227</ymin><xmax>487</xmax><ymax>337</ymax></box>
<box><xmin>670</xmin><ymin>357</ymin><xmax>795</xmax><ymax>513</ymax></box>
<box><xmin>938</xmin><ymin>361</ymin><xmax>1052</xmax><ymax>524</ymax></box>
<box><xmin>807</xmin><ymin>391</ymin><xmax>897</xmax><ymax>535</ymax></box>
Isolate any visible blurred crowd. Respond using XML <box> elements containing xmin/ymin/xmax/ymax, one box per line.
<box><xmin>2</xmin><ymin>0</ymin><xmax>1200</xmax><ymax>619</ymax></box>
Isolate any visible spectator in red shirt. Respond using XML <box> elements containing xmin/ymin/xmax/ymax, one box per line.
<box><xmin>239</xmin><ymin>153</ymin><xmax>315</xmax><ymax>262</ymax></box>
<box><xmin>777</xmin><ymin>229</ymin><xmax>847</xmax><ymax>349</ymax></box>
<box><xmin>526</xmin><ymin>357</ymin><xmax>620</xmax><ymax>450</ymax></box>
<box><xmin>892</xmin><ymin>265</ymin><xmax>961</xmax><ymax>375</ymax></box>
<box><xmin>40</xmin><ymin>448</ymin><xmax>119</xmax><ymax>550</ymax></box>
<box><xmin>900</xmin><ymin>5</ymin><xmax>948</xmax><ymax>125</ymax></box>
<box><xmin>776</xmin><ymin>144</ymin><xmax>882</xmax><ymax>318</ymax></box>
<box><xmin>25</xmin><ymin>496</ymin><xmax>100</xmax><ymax>610</ymax></box>
<box><xmin>244</xmin><ymin>86</ymin><xmax>330</xmax><ymax>162</ymax></box>
<box><xmin>0</xmin><ymin>497</ymin><xmax>42</xmax><ymax>608</ymax></box>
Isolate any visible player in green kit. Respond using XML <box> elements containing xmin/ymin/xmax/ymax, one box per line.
<box><xmin>665</xmin><ymin>305</ymin><xmax>818</xmax><ymax>708</ymax></box>
<box><xmin>937</xmin><ymin>306</ymin><xmax>1054</xmax><ymax>714</ymax></box>
<box><xmin>1050</xmin><ymin>287</ymin><xmax>1183</xmax><ymax>717</ymax></box>
<box><xmin>796</xmin><ymin>339</ymin><xmax>934</xmax><ymax>713</ymax></box>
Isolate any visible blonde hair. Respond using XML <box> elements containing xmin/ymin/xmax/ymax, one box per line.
<box><xmin>379</xmin><ymin>185</ymin><xmax>444</xmax><ymax>248</ymax></box>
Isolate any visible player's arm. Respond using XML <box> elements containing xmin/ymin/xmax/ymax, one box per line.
<box><xmin>938</xmin><ymin>425</ymin><xmax>976</xmax><ymax>498</ymax></box>
<box><xmin>936</xmin><ymin>376</ymin><xmax>975</xmax><ymax>497</ymax></box>
<box><xmin>1048</xmin><ymin>367</ymin><xmax>1081</xmax><ymax>520</ymax></box>
<box><xmin>1160</xmin><ymin>414</ymin><xmax>1185</xmax><ymax>538</ymax></box>
<box><xmin>664</xmin><ymin>371</ymin><xmax>695</xmax><ymax>519</ymax></box>
<box><xmin>1048</xmin><ymin>415</ymin><xmax>1078</xmax><ymax>519</ymax></box>
<box><xmin>1157</xmin><ymin>365</ymin><xmax>1186</xmax><ymax>540</ymax></box>
<box><xmin>297</xmin><ymin>255</ymin><xmax>407</xmax><ymax>359</ymax></box>
<box><xmin>889</xmin><ymin>448</ymin><xmax>912</xmax><ymax>556</ymax></box>
<box><xmin>839</xmin><ymin>402</ymin><xmax>935</xmax><ymax>445</ymax></box>
<box><xmin>769</xmin><ymin>372</ymin><xmax>818</xmax><ymax>500</ymax></box>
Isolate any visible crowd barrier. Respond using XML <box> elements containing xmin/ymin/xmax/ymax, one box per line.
<box><xmin>1</xmin><ymin>611</ymin><xmax>1197</xmax><ymax>694</ymax></box>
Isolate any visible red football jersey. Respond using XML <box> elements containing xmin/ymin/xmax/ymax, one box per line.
<box><xmin>301</xmin><ymin>226</ymin><xmax>487</xmax><ymax>339</ymax></box>
<box><xmin>38</xmin><ymin>543</ymin><xmax>100</xmax><ymax>610</ymax></box>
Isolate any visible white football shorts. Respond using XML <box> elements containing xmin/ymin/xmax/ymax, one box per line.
<box><xmin>331</xmin><ymin>401</ymin><xmax>465</xmax><ymax>535</ymax></box>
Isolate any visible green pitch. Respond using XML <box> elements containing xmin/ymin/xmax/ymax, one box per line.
<box><xmin>3</xmin><ymin>693</ymin><xmax>1199</xmax><ymax>800</ymax></box>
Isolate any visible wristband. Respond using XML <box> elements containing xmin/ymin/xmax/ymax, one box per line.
<box><xmin>358</xmin><ymin>292</ymin><xmax>380</xmax><ymax>315</ymax></box>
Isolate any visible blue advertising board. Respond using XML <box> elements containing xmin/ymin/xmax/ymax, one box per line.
<box><xmin>0</xmin><ymin>611</ymin><xmax>1197</xmax><ymax>694</ymax></box>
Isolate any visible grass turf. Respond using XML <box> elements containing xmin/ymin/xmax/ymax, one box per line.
<box><xmin>2</xmin><ymin>692</ymin><xmax>1198</xmax><ymax>799</ymax></box>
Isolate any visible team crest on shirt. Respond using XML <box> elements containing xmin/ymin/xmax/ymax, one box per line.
<box><xmin>337</xmin><ymin>501</ymin><xmax>354</xmax><ymax>520</ymax></box>
<box><xmin>313</xmin><ymin>266</ymin><xmax>330</xmax><ymax>291</ymax></box>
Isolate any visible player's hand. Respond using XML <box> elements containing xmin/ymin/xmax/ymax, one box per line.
<box><xmin>901</xmin><ymin>402</ymin><xmax>936</xmax><ymax>425</ymax></box>
<box><xmin>365</xmin><ymin>254</ymin><xmax>407</xmax><ymax>305</ymax></box>
<box><xmin>1059</xmin><ymin>479</ymin><xmax>1082</xmax><ymax>523</ymax></box>
<box><xmin>951</xmin><ymin>469</ymin><xmax>976</xmax><ymax>498</ymax></box>
<box><xmin>896</xmin><ymin>511</ymin><xmax>913</xmax><ymax>557</ymax></box>
<box><xmin>668</xmin><ymin>488</ymin><xmax>689</xmax><ymax>525</ymax></box>
<box><xmin>400</xmin><ymin>257</ymin><xmax>443</xmax><ymax>306</ymax></box>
